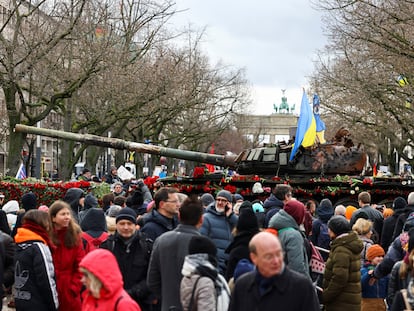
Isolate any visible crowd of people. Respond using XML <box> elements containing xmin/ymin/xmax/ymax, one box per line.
<box><xmin>2</xmin><ymin>171</ymin><xmax>414</xmax><ymax>310</ymax></box>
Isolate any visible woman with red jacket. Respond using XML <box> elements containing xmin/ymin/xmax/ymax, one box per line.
<box><xmin>49</xmin><ymin>200</ymin><xmax>85</xmax><ymax>311</ymax></box>
<box><xmin>79</xmin><ymin>248</ymin><xmax>141</xmax><ymax>311</ymax></box>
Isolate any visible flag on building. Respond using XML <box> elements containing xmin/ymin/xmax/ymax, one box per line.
<box><xmin>313</xmin><ymin>93</ymin><xmax>326</xmax><ymax>144</ymax></box>
<box><xmin>289</xmin><ymin>90</ymin><xmax>316</xmax><ymax>161</ymax></box>
<box><xmin>16</xmin><ymin>163</ymin><xmax>27</xmax><ymax>179</ymax></box>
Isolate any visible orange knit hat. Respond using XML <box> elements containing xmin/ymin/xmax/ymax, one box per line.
<box><xmin>366</xmin><ymin>244</ymin><xmax>385</xmax><ymax>261</ymax></box>
<box><xmin>383</xmin><ymin>208</ymin><xmax>394</xmax><ymax>219</ymax></box>
<box><xmin>345</xmin><ymin>205</ymin><xmax>357</xmax><ymax>220</ymax></box>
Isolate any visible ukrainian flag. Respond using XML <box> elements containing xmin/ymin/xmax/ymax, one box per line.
<box><xmin>313</xmin><ymin>93</ymin><xmax>326</xmax><ymax>144</ymax></box>
<box><xmin>289</xmin><ymin>90</ymin><xmax>316</xmax><ymax>161</ymax></box>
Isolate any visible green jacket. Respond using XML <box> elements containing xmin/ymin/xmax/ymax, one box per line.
<box><xmin>322</xmin><ymin>231</ymin><xmax>363</xmax><ymax>311</ymax></box>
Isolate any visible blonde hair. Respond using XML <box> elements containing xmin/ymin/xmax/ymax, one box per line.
<box><xmin>352</xmin><ymin>218</ymin><xmax>373</xmax><ymax>235</ymax></box>
<box><xmin>80</xmin><ymin>267</ymin><xmax>103</xmax><ymax>298</ymax></box>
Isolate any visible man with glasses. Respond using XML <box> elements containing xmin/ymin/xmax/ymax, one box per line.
<box><xmin>200</xmin><ymin>189</ymin><xmax>238</xmax><ymax>275</ymax></box>
<box><xmin>229</xmin><ymin>232</ymin><xmax>320</xmax><ymax>311</ymax></box>
<box><xmin>141</xmin><ymin>187</ymin><xmax>180</xmax><ymax>241</ymax></box>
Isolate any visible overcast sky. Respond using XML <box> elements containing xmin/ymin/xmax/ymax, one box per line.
<box><xmin>170</xmin><ymin>0</ymin><xmax>327</xmax><ymax>115</ymax></box>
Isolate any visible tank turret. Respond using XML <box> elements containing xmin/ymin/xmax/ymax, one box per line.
<box><xmin>14</xmin><ymin>124</ymin><xmax>367</xmax><ymax>177</ymax></box>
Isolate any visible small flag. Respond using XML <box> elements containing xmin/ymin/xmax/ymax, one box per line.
<box><xmin>205</xmin><ymin>144</ymin><xmax>215</xmax><ymax>173</ymax></box>
<box><xmin>16</xmin><ymin>163</ymin><xmax>27</xmax><ymax>179</ymax></box>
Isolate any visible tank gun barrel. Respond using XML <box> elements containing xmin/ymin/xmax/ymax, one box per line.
<box><xmin>14</xmin><ymin>124</ymin><xmax>237</xmax><ymax>168</ymax></box>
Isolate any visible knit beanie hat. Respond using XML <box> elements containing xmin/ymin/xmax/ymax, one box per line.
<box><xmin>345</xmin><ymin>205</ymin><xmax>357</xmax><ymax>220</ymax></box>
<box><xmin>188</xmin><ymin>235</ymin><xmax>217</xmax><ymax>257</ymax></box>
<box><xmin>21</xmin><ymin>192</ymin><xmax>37</xmax><ymax>211</ymax></box>
<box><xmin>366</xmin><ymin>244</ymin><xmax>385</xmax><ymax>261</ymax></box>
<box><xmin>233</xmin><ymin>194</ymin><xmax>244</xmax><ymax>202</ymax></box>
<box><xmin>328</xmin><ymin>215</ymin><xmax>351</xmax><ymax>236</ymax></box>
<box><xmin>393</xmin><ymin>197</ymin><xmax>407</xmax><ymax>210</ymax></box>
<box><xmin>233</xmin><ymin>259</ymin><xmax>255</xmax><ymax>281</ymax></box>
<box><xmin>284</xmin><ymin>200</ymin><xmax>305</xmax><ymax>225</ymax></box>
<box><xmin>237</xmin><ymin>208</ymin><xmax>259</xmax><ymax>233</ymax></box>
<box><xmin>200</xmin><ymin>193</ymin><xmax>215</xmax><ymax>207</ymax></box>
<box><xmin>216</xmin><ymin>190</ymin><xmax>232</xmax><ymax>202</ymax></box>
<box><xmin>115</xmin><ymin>207</ymin><xmax>137</xmax><ymax>224</ymax></box>
<box><xmin>239</xmin><ymin>201</ymin><xmax>253</xmax><ymax>212</ymax></box>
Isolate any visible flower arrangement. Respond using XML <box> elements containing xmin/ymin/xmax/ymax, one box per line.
<box><xmin>0</xmin><ymin>178</ymin><xmax>108</xmax><ymax>206</ymax></box>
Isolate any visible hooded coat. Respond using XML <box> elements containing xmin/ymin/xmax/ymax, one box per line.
<box><xmin>80</xmin><ymin>208</ymin><xmax>109</xmax><ymax>252</ymax></box>
<box><xmin>322</xmin><ymin>231</ymin><xmax>363</xmax><ymax>311</ymax></box>
<box><xmin>268</xmin><ymin>209</ymin><xmax>310</xmax><ymax>279</ymax></box>
<box><xmin>200</xmin><ymin>203</ymin><xmax>238</xmax><ymax>275</ymax></box>
<box><xmin>63</xmin><ymin>188</ymin><xmax>84</xmax><ymax>222</ymax></box>
<box><xmin>14</xmin><ymin>227</ymin><xmax>58</xmax><ymax>311</ymax></box>
<box><xmin>79</xmin><ymin>249</ymin><xmax>141</xmax><ymax>311</ymax></box>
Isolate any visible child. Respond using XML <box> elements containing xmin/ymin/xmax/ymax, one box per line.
<box><xmin>361</xmin><ymin>244</ymin><xmax>388</xmax><ymax>311</ymax></box>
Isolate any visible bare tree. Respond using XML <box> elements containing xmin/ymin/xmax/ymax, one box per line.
<box><xmin>310</xmin><ymin>0</ymin><xmax>414</xmax><ymax>169</ymax></box>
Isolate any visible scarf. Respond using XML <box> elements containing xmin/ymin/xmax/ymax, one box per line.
<box><xmin>182</xmin><ymin>253</ymin><xmax>230</xmax><ymax>311</ymax></box>
<box><xmin>22</xmin><ymin>220</ymin><xmax>55</xmax><ymax>250</ymax></box>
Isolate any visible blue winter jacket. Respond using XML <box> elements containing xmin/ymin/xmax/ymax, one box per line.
<box><xmin>361</xmin><ymin>263</ymin><xmax>389</xmax><ymax>298</ymax></box>
<box><xmin>200</xmin><ymin>203</ymin><xmax>238</xmax><ymax>275</ymax></box>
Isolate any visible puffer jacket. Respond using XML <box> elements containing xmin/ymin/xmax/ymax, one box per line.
<box><xmin>140</xmin><ymin>209</ymin><xmax>179</xmax><ymax>241</ymax></box>
<box><xmin>268</xmin><ymin>209</ymin><xmax>310</xmax><ymax>279</ymax></box>
<box><xmin>80</xmin><ymin>249</ymin><xmax>141</xmax><ymax>311</ymax></box>
<box><xmin>200</xmin><ymin>204</ymin><xmax>238</xmax><ymax>275</ymax></box>
<box><xmin>323</xmin><ymin>231</ymin><xmax>363</xmax><ymax>311</ymax></box>
<box><xmin>181</xmin><ymin>273</ymin><xmax>216</xmax><ymax>311</ymax></box>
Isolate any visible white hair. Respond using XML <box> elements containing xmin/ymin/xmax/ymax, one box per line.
<box><xmin>408</xmin><ymin>192</ymin><xmax>414</xmax><ymax>205</ymax></box>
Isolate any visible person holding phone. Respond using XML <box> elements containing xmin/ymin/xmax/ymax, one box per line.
<box><xmin>200</xmin><ymin>190</ymin><xmax>238</xmax><ymax>275</ymax></box>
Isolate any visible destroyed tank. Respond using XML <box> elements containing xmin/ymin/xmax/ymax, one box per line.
<box><xmin>14</xmin><ymin>124</ymin><xmax>366</xmax><ymax>177</ymax></box>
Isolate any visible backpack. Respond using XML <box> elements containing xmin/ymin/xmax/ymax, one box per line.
<box><xmin>317</xmin><ymin>222</ymin><xmax>330</xmax><ymax>252</ymax></box>
<box><xmin>82</xmin><ymin>232</ymin><xmax>109</xmax><ymax>253</ymax></box>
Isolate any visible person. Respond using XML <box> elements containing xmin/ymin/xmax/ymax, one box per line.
<box><xmin>200</xmin><ymin>193</ymin><xmax>215</xmax><ymax>210</ymax></box>
<box><xmin>77</xmin><ymin>168</ymin><xmax>91</xmax><ymax>181</ymax></box>
<box><xmin>147</xmin><ymin>196</ymin><xmax>204</xmax><ymax>311</ymax></box>
<box><xmin>14</xmin><ymin>209</ymin><xmax>59</xmax><ymax>311</ymax></box>
<box><xmin>104</xmin><ymin>166</ymin><xmax>122</xmax><ymax>184</ymax></box>
<box><xmin>126</xmin><ymin>189</ymin><xmax>147</xmax><ymax>216</ymax></box>
<box><xmin>0</xmin><ymin>218</ymin><xmax>15</xmax><ymax>306</ymax></box>
<box><xmin>2</xmin><ymin>200</ymin><xmax>19</xmax><ymax>231</ymax></box>
<box><xmin>334</xmin><ymin>204</ymin><xmax>346</xmax><ymax>217</ymax></box>
<box><xmin>180</xmin><ymin>235</ymin><xmax>230</xmax><ymax>311</ymax></box>
<box><xmin>200</xmin><ymin>190</ymin><xmax>238</xmax><ymax>275</ymax></box>
<box><xmin>11</xmin><ymin>192</ymin><xmax>38</xmax><ymax>238</ymax></box>
<box><xmin>62</xmin><ymin>187</ymin><xmax>85</xmax><ymax>223</ymax></box>
<box><xmin>268</xmin><ymin>199</ymin><xmax>310</xmax><ymax>279</ymax></box>
<box><xmin>392</xmin><ymin>192</ymin><xmax>414</xmax><ymax>242</ymax></box>
<box><xmin>105</xmin><ymin>205</ymin><xmax>122</xmax><ymax>235</ymax></box>
<box><xmin>141</xmin><ymin>187</ymin><xmax>180</xmax><ymax>241</ymax></box>
<box><xmin>100</xmin><ymin>207</ymin><xmax>153</xmax><ymax>311</ymax></box>
<box><xmin>345</xmin><ymin>205</ymin><xmax>358</xmax><ymax>221</ymax></box>
<box><xmin>322</xmin><ymin>215</ymin><xmax>363</xmax><ymax>310</ymax></box>
<box><xmin>263</xmin><ymin>184</ymin><xmax>291</xmax><ymax>228</ymax></box>
<box><xmin>112</xmin><ymin>182</ymin><xmax>126</xmax><ymax>197</ymax></box>
<box><xmin>310</xmin><ymin>198</ymin><xmax>334</xmax><ymax>261</ymax></box>
<box><xmin>350</xmin><ymin>192</ymin><xmax>383</xmax><ymax>243</ymax></box>
<box><xmin>79</xmin><ymin>248</ymin><xmax>141</xmax><ymax>311</ymax></box>
<box><xmin>102</xmin><ymin>193</ymin><xmax>115</xmax><ymax>213</ymax></box>
<box><xmin>229</xmin><ymin>231</ymin><xmax>320</xmax><ymax>311</ymax></box>
<box><xmin>224</xmin><ymin>207</ymin><xmax>260</xmax><ymax>281</ymax></box>
<box><xmin>387</xmin><ymin>236</ymin><xmax>414</xmax><ymax>308</ymax></box>
<box><xmin>360</xmin><ymin>244</ymin><xmax>388</xmax><ymax>311</ymax></box>
<box><xmin>80</xmin><ymin>208</ymin><xmax>109</xmax><ymax>253</ymax></box>
<box><xmin>391</xmin><ymin>278</ymin><xmax>414</xmax><ymax>311</ymax></box>
<box><xmin>0</xmin><ymin>209</ymin><xmax>11</xmax><ymax>235</ymax></box>
<box><xmin>0</xmin><ymin>192</ymin><xmax>5</xmax><ymax>208</ymax></box>
<box><xmin>49</xmin><ymin>200</ymin><xmax>85</xmax><ymax>311</ymax></box>
<box><xmin>352</xmin><ymin>218</ymin><xmax>374</xmax><ymax>266</ymax></box>
<box><xmin>78</xmin><ymin>193</ymin><xmax>99</xmax><ymax>225</ymax></box>
<box><xmin>304</xmin><ymin>199</ymin><xmax>317</xmax><ymax>236</ymax></box>
<box><xmin>382</xmin><ymin>197</ymin><xmax>406</xmax><ymax>252</ymax></box>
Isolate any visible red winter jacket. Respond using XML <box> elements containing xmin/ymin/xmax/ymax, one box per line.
<box><xmin>80</xmin><ymin>248</ymin><xmax>141</xmax><ymax>311</ymax></box>
<box><xmin>52</xmin><ymin>228</ymin><xmax>85</xmax><ymax>311</ymax></box>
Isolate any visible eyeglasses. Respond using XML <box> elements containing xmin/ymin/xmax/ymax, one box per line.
<box><xmin>216</xmin><ymin>198</ymin><xmax>228</xmax><ymax>203</ymax></box>
<box><xmin>165</xmin><ymin>200</ymin><xmax>179</xmax><ymax>203</ymax></box>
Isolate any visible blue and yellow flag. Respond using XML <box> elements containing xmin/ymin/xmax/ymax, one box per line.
<box><xmin>313</xmin><ymin>93</ymin><xmax>326</xmax><ymax>144</ymax></box>
<box><xmin>289</xmin><ymin>90</ymin><xmax>316</xmax><ymax>161</ymax></box>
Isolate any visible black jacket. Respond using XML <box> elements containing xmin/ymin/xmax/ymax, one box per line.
<box><xmin>140</xmin><ymin>209</ymin><xmax>179</xmax><ymax>241</ymax></box>
<box><xmin>229</xmin><ymin>267</ymin><xmax>320</xmax><ymax>311</ymax></box>
<box><xmin>224</xmin><ymin>231</ymin><xmax>257</xmax><ymax>281</ymax></box>
<box><xmin>100</xmin><ymin>231</ymin><xmax>153</xmax><ymax>311</ymax></box>
<box><xmin>392</xmin><ymin>204</ymin><xmax>414</xmax><ymax>241</ymax></box>
<box><xmin>382</xmin><ymin>208</ymin><xmax>405</xmax><ymax>252</ymax></box>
